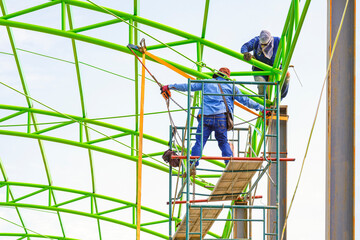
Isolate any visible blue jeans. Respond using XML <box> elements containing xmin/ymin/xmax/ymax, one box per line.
<box><xmin>191</xmin><ymin>113</ymin><xmax>233</xmax><ymax>166</ymax></box>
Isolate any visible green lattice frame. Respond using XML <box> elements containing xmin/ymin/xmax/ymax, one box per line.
<box><xmin>0</xmin><ymin>0</ymin><xmax>310</xmax><ymax>239</ymax></box>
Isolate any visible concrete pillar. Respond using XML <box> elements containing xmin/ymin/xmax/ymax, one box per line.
<box><xmin>326</xmin><ymin>0</ymin><xmax>355</xmax><ymax>239</ymax></box>
<box><xmin>234</xmin><ymin>201</ymin><xmax>248</xmax><ymax>239</ymax></box>
<box><xmin>267</xmin><ymin>105</ymin><xmax>288</xmax><ymax>239</ymax></box>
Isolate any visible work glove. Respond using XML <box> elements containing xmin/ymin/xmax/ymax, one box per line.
<box><xmin>160</xmin><ymin>85</ymin><xmax>171</xmax><ymax>100</ymax></box>
<box><xmin>162</xmin><ymin>149</ymin><xmax>180</xmax><ymax>167</ymax></box>
<box><xmin>243</xmin><ymin>52</ymin><xmax>253</xmax><ymax>61</ymax></box>
<box><xmin>261</xmin><ymin>109</ymin><xmax>272</xmax><ymax>118</ymax></box>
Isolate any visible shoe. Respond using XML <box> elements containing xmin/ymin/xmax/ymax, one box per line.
<box><xmin>190</xmin><ymin>168</ymin><xmax>196</xmax><ymax>176</ymax></box>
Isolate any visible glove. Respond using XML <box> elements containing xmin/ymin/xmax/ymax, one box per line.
<box><xmin>160</xmin><ymin>85</ymin><xmax>171</xmax><ymax>100</ymax></box>
<box><xmin>243</xmin><ymin>52</ymin><xmax>253</xmax><ymax>61</ymax></box>
<box><xmin>162</xmin><ymin>149</ymin><xmax>180</xmax><ymax>167</ymax></box>
<box><xmin>261</xmin><ymin>110</ymin><xmax>272</xmax><ymax>118</ymax></box>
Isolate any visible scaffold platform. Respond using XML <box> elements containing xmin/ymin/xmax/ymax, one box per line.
<box><xmin>173</xmin><ymin>159</ymin><xmax>262</xmax><ymax>239</ymax></box>
<box><xmin>173</xmin><ymin>207</ymin><xmax>222</xmax><ymax>240</ymax></box>
<box><xmin>208</xmin><ymin>160</ymin><xmax>262</xmax><ymax>201</ymax></box>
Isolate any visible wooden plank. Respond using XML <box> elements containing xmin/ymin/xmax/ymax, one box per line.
<box><xmin>173</xmin><ymin>207</ymin><xmax>222</xmax><ymax>240</ymax></box>
<box><xmin>208</xmin><ymin>161</ymin><xmax>262</xmax><ymax>201</ymax></box>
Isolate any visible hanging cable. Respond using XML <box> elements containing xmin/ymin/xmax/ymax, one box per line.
<box><xmin>0</xmin><ymin>215</ymin><xmax>52</xmax><ymax>239</ymax></box>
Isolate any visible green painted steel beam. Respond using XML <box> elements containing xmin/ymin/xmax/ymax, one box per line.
<box><xmin>0</xmin><ymin>0</ymin><xmax>61</xmax><ymax>20</ymax></box>
<box><xmin>0</xmin><ymin>1</ymin><xmax>59</xmax><ymax>237</ymax></box>
<box><xmin>140</xmin><ymin>219</ymin><xmax>168</xmax><ymax>227</ymax></box>
<box><xmin>86</xmin><ymin>132</ymin><xmax>131</xmax><ymax>145</ymax></box>
<box><xmin>63</xmin><ymin>0</ymin><xmax>281</xmax><ymax>73</ymax></box>
<box><xmin>97</xmin><ymin>205</ymin><xmax>131</xmax><ymax>215</ymax></box>
<box><xmin>0</xmin><ymin>104</ymin><xmax>168</xmax><ymax>145</ymax></box>
<box><xmin>146</xmin><ymin>39</ymin><xmax>195</xmax><ymax>51</ymax></box>
<box><xmin>201</xmin><ymin>0</ymin><xmax>210</xmax><ymax>39</ymax></box>
<box><xmin>279</xmin><ymin>0</ymin><xmax>311</xmax><ymax>88</ymax></box>
<box><xmin>0</xmin><ymin>158</ymin><xmax>27</xmax><ymax>236</ymax></box>
<box><xmin>0</xmin><ymin>130</ymin><xmax>212</xmax><ymax>188</ymax></box>
<box><xmin>32</xmin><ymin>121</ymin><xmax>74</xmax><ymax>135</ymax></box>
<box><xmin>204</xmin><ymin>71</ymin><xmax>273</xmax><ymax>76</ymax></box>
<box><xmin>69</xmin><ymin>18</ymin><xmax>125</xmax><ymax>33</ymax></box>
<box><xmin>10</xmin><ymin>188</ymin><xmax>47</xmax><ymax>203</ymax></box>
<box><xmin>0</xmin><ymin>202</ymin><xmax>169</xmax><ymax>239</ymax></box>
<box><xmin>0</xmin><ymin>110</ymin><xmax>26</xmax><ymax>123</ymax></box>
<box><xmin>53</xmin><ymin>195</ymin><xmax>88</xmax><ymax>207</ymax></box>
<box><xmin>0</xmin><ymin>181</ymin><xmax>181</xmax><ymax>222</ymax></box>
<box><xmin>61</xmin><ymin>1</ymin><xmax>66</xmax><ymax>30</ymax></box>
<box><xmin>0</xmin><ymin>18</ymin><xmax>265</xmax><ymax>104</ymax></box>
<box><xmin>0</xmin><ymin>233</ymin><xmax>78</xmax><ymax>240</ymax></box>
<box><xmin>0</xmin><ymin>157</ymin><xmax>8</xmax><ymax>181</ymax></box>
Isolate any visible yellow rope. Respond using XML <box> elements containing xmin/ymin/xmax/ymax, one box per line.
<box><xmin>280</xmin><ymin>0</ymin><xmax>349</xmax><ymax>239</ymax></box>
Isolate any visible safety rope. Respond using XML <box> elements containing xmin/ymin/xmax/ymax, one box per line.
<box><xmin>0</xmin><ymin>215</ymin><xmax>52</xmax><ymax>239</ymax></box>
<box><xmin>280</xmin><ymin>0</ymin><xmax>349</xmax><ymax>239</ymax></box>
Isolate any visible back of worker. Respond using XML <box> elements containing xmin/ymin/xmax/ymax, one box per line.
<box><xmin>169</xmin><ymin>76</ymin><xmax>263</xmax><ymax>117</ymax></box>
<box><xmin>161</xmin><ymin>68</ymin><xmax>263</xmax><ymax>169</ymax></box>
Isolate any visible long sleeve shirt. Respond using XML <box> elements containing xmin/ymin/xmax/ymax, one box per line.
<box><xmin>241</xmin><ymin>36</ymin><xmax>280</xmax><ymax>71</ymax></box>
<box><xmin>169</xmin><ymin>77</ymin><xmax>264</xmax><ymax>116</ymax></box>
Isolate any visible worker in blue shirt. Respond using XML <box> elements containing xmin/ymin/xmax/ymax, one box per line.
<box><xmin>161</xmin><ymin>68</ymin><xmax>264</xmax><ymax>168</ymax></box>
<box><xmin>241</xmin><ymin>30</ymin><xmax>290</xmax><ymax>99</ymax></box>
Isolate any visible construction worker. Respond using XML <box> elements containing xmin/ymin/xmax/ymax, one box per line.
<box><xmin>241</xmin><ymin>30</ymin><xmax>290</xmax><ymax>99</ymax></box>
<box><xmin>161</xmin><ymin>68</ymin><xmax>264</xmax><ymax>168</ymax></box>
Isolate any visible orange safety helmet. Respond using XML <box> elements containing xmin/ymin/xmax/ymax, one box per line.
<box><xmin>213</xmin><ymin>67</ymin><xmax>231</xmax><ymax>78</ymax></box>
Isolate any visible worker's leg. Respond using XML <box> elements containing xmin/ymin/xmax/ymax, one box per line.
<box><xmin>281</xmin><ymin>71</ymin><xmax>290</xmax><ymax>99</ymax></box>
<box><xmin>254</xmin><ymin>75</ymin><xmax>267</xmax><ymax>96</ymax></box>
<box><xmin>214</xmin><ymin>114</ymin><xmax>232</xmax><ymax>165</ymax></box>
<box><xmin>191</xmin><ymin>116</ymin><xmax>213</xmax><ymax>166</ymax></box>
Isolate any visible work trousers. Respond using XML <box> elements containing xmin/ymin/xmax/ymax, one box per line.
<box><xmin>254</xmin><ymin>72</ymin><xmax>290</xmax><ymax>99</ymax></box>
<box><xmin>191</xmin><ymin>113</ymin><xmax>232</xmax><ymax>166</ymax></box>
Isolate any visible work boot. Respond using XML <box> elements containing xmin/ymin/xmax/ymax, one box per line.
<box><xmin>190</xmin><ymin>168</ymin><xmax>196</xmax><ymax>177</ymax></box>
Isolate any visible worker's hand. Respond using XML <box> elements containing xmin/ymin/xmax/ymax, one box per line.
<box><xmin>160</xmin><ymin>85</ymin><xmax>171</xmax><ymax>100</ymax></box>
<box><xmin>261</xmin><ymin>110</ymin><xmax>272</xmax><ymax>118</ymax></box>
<box><xmin>243</xmin><ymin>52</ymin><xmax>253</xmax><ymax>61</ymax></box>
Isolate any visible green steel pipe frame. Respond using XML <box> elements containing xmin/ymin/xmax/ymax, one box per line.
<box><xmin>0</xmin><ymin>0</ymin><xmax>311</xmax><ymax>239</ymax></box>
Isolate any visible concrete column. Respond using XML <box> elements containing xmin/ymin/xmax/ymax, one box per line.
<box><xmin>326</xmin><ymin>0</ymin><xmax>355</xmax><ymax>239</ymax></box>
<box><xmin>267</xmin><ymin>105</ymin><xmax>288</xmax><ymax>239</ymax></box>
<box><xmin>234</xmin><ymin>201</ymin><xmax>248</xmax><ymax>239</ymax></box>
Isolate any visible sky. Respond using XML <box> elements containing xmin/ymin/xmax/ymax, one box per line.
<box><xmin>0</xmin><ymin>0</ymin><xmax>358</xmax><ymax>239</ymax></box>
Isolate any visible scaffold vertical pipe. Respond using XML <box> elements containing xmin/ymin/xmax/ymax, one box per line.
<box><xmin>326</xmin><ymin>0</ymin><xmax>355</xmax><ymax>239</ymax></box>
<box><xmin>276</xmin><ymin>82</ymin><xmax>280</xmax><ymax>240</ymax></box>
<box><xmin>185</xmin><ymin>78</ymin><xmax>191</xmax><ymax>240</ymax></box>
<box><xmin>169</xmin><ymin>126</ymin><xmax>173</xmax><ymax>239</ymax></box>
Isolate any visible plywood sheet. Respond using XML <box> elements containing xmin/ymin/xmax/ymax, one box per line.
<box><xmin>208</xmin><ymin>161</ymin><xmax>262</xmax><ymax>201</ymax></box>
<box><xmin>173</xmin><ymin>207</ymin><xmax>222</xmax><ymax>240</ymax></box>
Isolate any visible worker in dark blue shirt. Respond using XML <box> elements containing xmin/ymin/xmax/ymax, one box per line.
<box><xmin>241</xmin><ymin>30</ymin><xmax>290</xmax><ymax>99</ymax></box>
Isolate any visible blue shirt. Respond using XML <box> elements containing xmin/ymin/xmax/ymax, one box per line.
<box><xmin>241</xmin><ymin>36</ymin><xmax>289</xmax><ymax>99</ymax></box>
<box><xmin>241</xmin><ymin>36</ymin><xmax>280</xmax><ymax>71</ymax></box>
<box><xmin>169</xmin><ymin>77</ymin><xmax>264</xmax><ymax>116</ymax></box>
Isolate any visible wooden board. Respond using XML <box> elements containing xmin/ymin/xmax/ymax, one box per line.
<box><xmin>208</xmin><ymin>161</ymin><xmax>262</xmax><ymax>201</ymax></box>
<box><xmin>173</xmin><ymin>207</ymin><xmax>222</xmax><ymax>240</ymax></box>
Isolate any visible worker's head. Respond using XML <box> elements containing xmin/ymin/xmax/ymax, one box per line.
<box><xmin>259</xmin><ymin>30</ymin><xmax>272</xmax><ymax>46</ymax></box>
<box><xmin>213</xmin><ymin>67</ymin><xmax>231</xmax><ymax>79</ymax></box>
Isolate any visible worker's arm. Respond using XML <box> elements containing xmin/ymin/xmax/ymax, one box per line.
<box><xmin>234</xmin><ymin>87</ymin><xmax>264</xmax><ymax>111</ymax></box>
<box><xmin>168</xmin><ymin>83</ymin><xmax>202</xmax><ymax>92</ymax></box>
<box><xmin>240</xmin><ymin>37</ymin><xmax>259</xmax><ymax>53</ymax></box>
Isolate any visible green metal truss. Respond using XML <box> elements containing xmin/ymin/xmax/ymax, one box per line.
<box><xmin>0</xmin><ymin>0</ymin><xmax>310</xmax><ymax>239</ymax></box>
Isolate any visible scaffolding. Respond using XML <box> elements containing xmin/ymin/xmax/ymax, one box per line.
<box><xmin>167</xmin><ymin>78</ymin><xmax>288</xmax><ymax>240</ymax></box>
